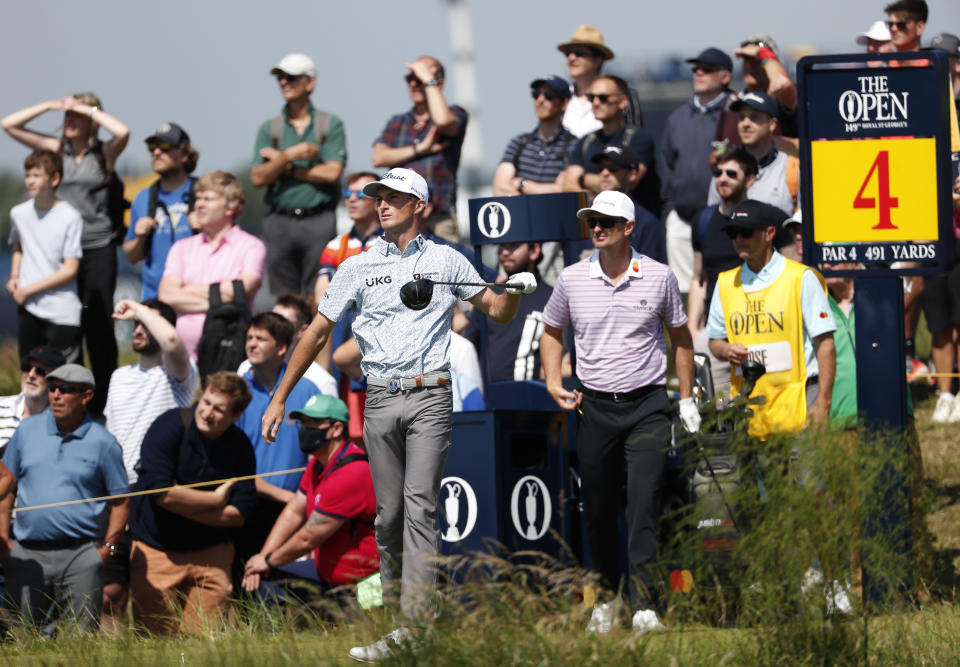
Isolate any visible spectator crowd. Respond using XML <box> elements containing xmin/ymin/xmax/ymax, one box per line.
<box><xmin>0</xmin><ymin>0</ymin><xmax>958</xmax><ymax>652</ymax></box>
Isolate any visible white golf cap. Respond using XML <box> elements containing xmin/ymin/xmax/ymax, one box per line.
<box><xmin>576</xmin><ymin>190</ymin><xmax>635</xmax><ymax>221</ymax></box>
<box><xmin>783</xmin><ymin>208</ymin><xmax>802</xmax><ymax>228</ymax></box>
<box><xmin>362</xmin><ymin>168</ymin><xmax>430</xmax><ymax>202</ymax></box>
<box><xmin>270</xmin><ymin>53</ymin><xmax>317</xmax><ymax>78</ymax></box>
<box><xmin>856</xmin><ymin>21</ymin><xmax>891</xmax><ymax>45</ymax></box>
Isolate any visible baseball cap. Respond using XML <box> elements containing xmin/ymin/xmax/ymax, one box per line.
<box><xmin>22</xmin><ymin>346</ymin><xmax>67</xmax><ymax>369</ymax></box>
<box><xmin>144</xmin><ymin>122</ymin><xmax>190</xmax><ymax>148</ymax></box>
<box><xmin>290</xmin><ymin>393</ymin><xmax>350</xmax><ymax>423</ymax></box>
<box><xmin>685</xmin><ymin>47</ymin><xmax>733</xmax><ymax>71</ymax></box>
<box><xmin>557</xmin><ymin>25</ymin><xmax>614</xmax><ymax>61</ymax></box>
<box><xmin>591</xmin><ymin>145</ymin><xmax>639</xmax><ymax>170</ymax></box>
<box><xmin>530</xmin><ymin>75</ymin><xmax>572</xmax><ymax>98</ymax></box>
<box><xmin>730</xmin><ymin>91</ymin><xmax>780</xmax><ymax>117</ymax></box>
<box><xmin>927</xmin><ymin>33</ymin><xmax>960</xmax><ymax>58</ymax></box>
<box><xmin>856</xmin><ymin>20</ymin><xmax>892</xmax><ymax>45</ymax></box>
<box><xmin>577</xmin><ymin>190</ymin><xmax>635</xmax><ymax>221</ymax></box>
<box><xmin>46</xmin><ymin>363</ymin><xmax>96</xmax><ymax>389</ymax></box>
<box><xmin>741</xmin><ymin>33</ymin><xmax>780</xmax><ymax>59</ymax></box>
<box><xmin>725</xmin><ymin>200</ymin><xmax>789</xmax><ymax>230</ymax></box>
<box><xmin>783</xmin><ymin>209</ymin><xmax>802</xmax><ymax>229</ymax></box>
<box><xmin>362</xmin><ymin>168</ymin><xmax>430</xmax><ymax>202</ymax></box>
<box><xmin>270</xmin><ymin>53</ymin><xmax>317</xmax><ymax>78</ymax></box>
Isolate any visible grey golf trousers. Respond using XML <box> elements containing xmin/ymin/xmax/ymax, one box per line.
<box><xmin>363</xmin><ymin>383</ymin><xmax>452</xmax><ymax>624</ymax></box>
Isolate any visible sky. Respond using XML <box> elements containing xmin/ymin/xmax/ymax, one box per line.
<box><xmin>0</xmin><ymin>0</ymin><xmax>957</xmax><ymax>179</ymax></box>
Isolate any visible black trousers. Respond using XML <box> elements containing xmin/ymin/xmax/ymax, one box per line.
<box><xmin>17</xmin><ymin>308</ymin><xmax>82</xmax><ymax>363</ymax></box>
<box><xmin>261</xmin><ymin>209</ymin><xmax>336</xmax><ymax>296</ymax></box>
<box><xmin>77</xmin><ymin>245</ymin><xmax>117</xmax><ymax>416</ymax></box>
<box><xmin>577</xmin><ymin>385</ymin><xmax>671</xmax><ymax>611</ymax></box>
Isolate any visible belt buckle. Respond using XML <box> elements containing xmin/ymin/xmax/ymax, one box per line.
<box><xmin>612</xmin><ymin>392</ymin><xmax>622</xmax><ymax>403</ymax></box>
<box><xmin>293</xmin><ymin>208</ymin><xmax>304</xmax><ymax>217</ymax></box>
<box><xmin>388</xmin><ymin>379</ymin><xmax>400</xmax><ymax>393</ymax></box>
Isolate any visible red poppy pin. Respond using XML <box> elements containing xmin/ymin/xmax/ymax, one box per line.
<box><xmin>632</xmin><ymin>261</ymin><xmax>639</xmax><ymax>272</ymax></box>
<box><xmin>819</xmin><ymin>312</ymin><xmax>828</xmax><ymax>318</ymax></box>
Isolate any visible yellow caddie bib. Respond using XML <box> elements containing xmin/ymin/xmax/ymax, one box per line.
<box><xmin>716</xmin><ymin>258</ymin><xmax>827</xmax><ymax>439</ymax></box>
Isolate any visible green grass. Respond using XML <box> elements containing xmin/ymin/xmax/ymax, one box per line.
<box><xmin>2</xmin><ymin>340</ymin><xmax>960</xmax><ymax>664</ymax></box>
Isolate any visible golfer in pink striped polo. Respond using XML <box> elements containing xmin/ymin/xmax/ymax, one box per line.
<box><xmin>541</xmin><ymin>190</ymin><xmax>700</xmax><ymax>634</ymax></box>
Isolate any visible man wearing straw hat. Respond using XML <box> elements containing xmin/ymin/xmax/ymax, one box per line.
<box><xmin>0</xmin><ymin>363</ymin><xmax>128</xmax><ymax>632</ymax></box>
<box><xmin>129</xmin><ymin>370</ymin><xmax>257</xmax><ymax>635</ymax></box>
<box><xmin>556</xmin><ymin>24</ymin><xmax>615</xmax><ymax>138</ymax></box>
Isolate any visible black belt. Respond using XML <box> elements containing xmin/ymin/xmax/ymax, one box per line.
<box><xmin>18</xmin><ymin>537</ymin><xmax>94</xmax><ymax>551</ymax></box>
<box><xmin>806</xmin><ymin>375</ymin><xmax>819</xmax><ymax>387</ymax></box>
<box><xmin>270</xmin><ymin>204</ymin><xmax>333</xmax><ymax>219</ymax></box>
<box><xmin>580</xmin><ymin>384</ymin><xmax>662</xmax><ymax>403</ymax></box>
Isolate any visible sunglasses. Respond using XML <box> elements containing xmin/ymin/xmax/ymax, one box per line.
<box><xmin>587</xmin><ymin>216</ymin><xmax>624</xmax><ymax>229</ymax></box>
<box><xmin>47</xmin><ymin>382</ymin><xmax>86</xmax><ymax>395</ymax></box>
<box><xmin>343</xmin><ymin>188</ymin><xmax>367</xmax><ymax>199</ymax></box>
<box><xmin>275</xmin><ymin>73</ymin><xmax>303</xmax><ymax>83</ymax></box>
<box><xmin>712</xmin><ymin>167</ymin><xmax>741</xmax><ymax>179</ymax></box>
<box><xmin>724</xmin><ymin>226</ymin><xmax>758</xmax><ymax>240</ymax></box>
<box><xmin>531</xmin><ymin>89</ymin><xmax>563</xmax><ymax>101</ymax></box>
<box><xmin>691</xmin><ymin>64</ymin><xmax>722</xmax><ymax>74</ymax></box>
<box><xmin>886</xmin><ymin>20</ymin><xmax>911</xmax><ymax>30</ymax></box>
<box><xmin>585</xmin><ymin>93</ymin><xmax>619</xmax><ymax>104</ymax></box>
<box><xmin>564</xmin><ymin>47</ymin><xmax>598</xmax><ymax>59</ymax></box>
<box><xmin>21</xmin><ymin>363</ymin><xmax>48</xmax><ymax>376</ymax></box>
<box><xmin>405</xmin><ymin>73</ymin><xmax>422</xmax><ymax>85</ymax></box>
<box><xmin>147</xmin><ymin>141</ymin><xmax>173</xmax><ymax>153</ymax></box>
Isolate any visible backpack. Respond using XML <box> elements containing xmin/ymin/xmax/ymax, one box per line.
<box><xmin>85</xmin><ymin>142</ymin><xmax>130</xmax><ymax>245</ymax></box>
<box><xmin>695</xmin><ymin>205</ymin><xmax>718</xmax><ymax>249</ymax></box>
<box><xmin>313</xmin><ymin>451</ymin><xmax>375</xmax><ymax>538</ymax></box>
<box><xmin>144</xmin><ymin>177</ymin><xmax>199</xmax><ymax>260</ymax></box>
<box><xmin>270</xmin><ymin>109</ymin><xmax>330</xmax><ymax>150</ymax></box>
<box><xmin>196</xmin><ymin>280</ymin><xmax>251</xmax><ymax>386</ymax></box>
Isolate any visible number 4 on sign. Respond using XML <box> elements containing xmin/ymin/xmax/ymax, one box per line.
<box><xmin>853</xmin><ymin>151</ymin><xmax>899</xmax><ymax>230</ymax></box>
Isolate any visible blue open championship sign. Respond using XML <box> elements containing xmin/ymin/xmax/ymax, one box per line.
<box><xmin>797</xmin><ymin>51</ymin><xmax>958</xmax><ymax>276</ymax></box>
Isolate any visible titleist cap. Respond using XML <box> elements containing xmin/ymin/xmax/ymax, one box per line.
<box><xmin>362</xmin><ymin>168</ymin><xmax>429</xmax><ymax>202</ymax></box>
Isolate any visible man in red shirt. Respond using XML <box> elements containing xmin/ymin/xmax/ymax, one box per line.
<box><xmin>242</xmin><ymin>393</ymin><xmax>378</xmax><ymax>597</ymax></box>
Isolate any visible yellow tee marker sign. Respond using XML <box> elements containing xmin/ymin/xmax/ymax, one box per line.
<box><xmin>811</xmin><ymin>137</ymin><xmax>938</xmax><ymax>243</ymax></box>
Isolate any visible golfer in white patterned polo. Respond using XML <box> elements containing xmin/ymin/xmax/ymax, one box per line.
<box><xmin>262</xmin><ymin>168</ymin><xmax>536</xmax><ymax>661</ymax></box>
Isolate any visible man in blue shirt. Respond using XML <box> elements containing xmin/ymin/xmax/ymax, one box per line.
<box><xmin>0</xmin><ymin>363</ymin><xmax>128</xmax><ymax>633</ymax></box>
<box><xmin>235</xmin><ymin>312</ymin><xmax>318</xmax><ymax>563</ymax></box>
<box><xmin>123</xmin><ymin>123</ymin><xmax>199</xmax><ymax>299</ymax></box>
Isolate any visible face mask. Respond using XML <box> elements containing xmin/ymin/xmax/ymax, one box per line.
<box><xmin>298</xmin><ymin>425</ymin><xmax>330</xmax><ymax>454</ymax></box>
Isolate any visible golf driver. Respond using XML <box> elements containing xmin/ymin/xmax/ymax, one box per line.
<box><xmin>399</xmin><ymin>278</ymin><xmax>524</xmax><ymax>311</ymax></box>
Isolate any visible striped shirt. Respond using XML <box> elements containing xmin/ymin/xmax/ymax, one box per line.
<box><xmin>317</xmin><ymin>227</ymin><xmax>382</xmax><ymax>280</ymax></box>
<box><xmin>542</xmin><ymin>250</ymin><xmax>687</xmax><ymax>392</ymax></box>
<box><xmin>318</xmin><ymin>235</ymin><xmax>483</xmax><ymax>378</ymax></box>
<box><xmin>104</xmin><ymin>361</ymin><xmax>200</xmax><ymax>485</ymax></box>
<box><xmin>0</xmin><ymin>393</ymin><xmax>26</xmax><ymax>458</ymax></box>
<box><xmin>499</xmin><ymin>126</ymin><xmax>576</xmax><ymax>183</ymax></box>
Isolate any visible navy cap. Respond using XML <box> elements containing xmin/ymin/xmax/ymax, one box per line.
<box><xmin>591</xmin><ymin>145</ymin><xmax>639</xmax><ymax>169</ymax></box>
<box><xmin>725</xmin><ymin>200</ymin><xmax>789</xmax><ymax>230</ymax></box>
<box><xmin>22</xmin><ymin>346</ymin><xmax>66</xmax><ymax>369</ymax></box>
<box><xmin>530</xmin><ymin>75</ymin><xmax>572</xmax><ymax>98</ymax></box>
<box><xmin>685</xmin><ymin>47</ymin><xmax>733</xmax><ymax>71</ymax></box>
<box><xmin>730</xmin><ymin>91</ymin><xmax>780</xmax><ymax>117</ymax></box>
<box><xmin>145</xmin><ymin>122</ymin><xmax>190</xmax><ymax>147</ymax></box>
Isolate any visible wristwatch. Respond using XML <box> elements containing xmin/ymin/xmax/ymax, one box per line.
<box><xmin>103</xmin><ymin>541</ymin><xmax>118</xmax><ymax>558</ymax></box>
<box><xmin>517</xmin><ymin>178</ymin><xmax>527</xmax><ymax>193</ymax></box>
<box><xmin>424</xmin><ymin>79</ymin><xmax>440</xmax><ymax>87</ymax></box>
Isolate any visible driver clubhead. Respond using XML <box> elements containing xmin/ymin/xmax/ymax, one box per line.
<box><xmin>399</xmin><ymin>279</ymin><xmax>434</xmax><ymax>311</ymax></box>
<box><xmin>740</xmin><ymin>359</ymin><xmax>767</xmax><ymax>397</ymax></box>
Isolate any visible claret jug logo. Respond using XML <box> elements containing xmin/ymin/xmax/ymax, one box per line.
<box><xmin>839</xmin><ymin>75</ymin><xmax>909</xmax><ymax>133</ymax></box>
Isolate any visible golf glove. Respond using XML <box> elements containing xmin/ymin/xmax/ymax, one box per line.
<box><xmin>506</xmin><ymin>272</ymin><xmax>537</xmax><ymax>295</ymax></box>
<box><xmin>678</xmin><ymin>397</ymin><xmax>701</xmax><ymax>433</ymax></box>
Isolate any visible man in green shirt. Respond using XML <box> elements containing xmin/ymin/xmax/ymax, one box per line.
<box><xmin>250</xmin><ymin>53</ymin><xmax>347</xmax><ymax>297</ymax></box>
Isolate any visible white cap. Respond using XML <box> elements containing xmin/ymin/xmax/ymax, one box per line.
<box><xmin>362</xmin><ymin>168</ymin><xmax>430</xmax><ymax>202</ymax></box>
<box><xmin>270</xmin><ymin>53</ymin><xmax>317</xmax><ymax>78</ymax></box>
<box><xmin>784</xmin><ymin>208</ymin><xmax>802</xmax><ymax>228</ymax></box>
<box><xmin>576</xmin><ymin>190</ymin><xmax>635</xmax><ymax>221</ymax></box>
<box><xmin>856</xmin><ymin>21</ymin><xmax>891</xmax><ymax>46</ymax></box>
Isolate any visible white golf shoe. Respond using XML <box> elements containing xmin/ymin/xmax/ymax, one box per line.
<box><xmin>932</xmin><ymin>392</ymin><xmax>954</xmax><ymax>423</ymax></box>
<box><xmin>585</xmin><ymin>600</ymin><xmax>621</xmax><ymax>633</ymax></box>
<box><xmin>348</xmin><ymin>627</ymin><xmax>416</xmax><ymax>663</ymax></box>
<box><xmin>631</xmin><ymin>608</ymin><xmax>666</xmax><ymax>634</ymax></box>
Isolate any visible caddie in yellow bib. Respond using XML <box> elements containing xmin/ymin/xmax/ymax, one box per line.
<box><xmin>707</xmin><ymin>200</ymin><xmax>837</xmax><ymax>440</ymax></box>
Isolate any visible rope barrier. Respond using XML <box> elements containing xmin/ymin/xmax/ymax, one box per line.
<box><xmin>910</xmin><ymin>373</ymin><xmax>960</xmax><ymax>378</ymax></box>
<box><xmin>6</xmin><ymin>467</ymin><xmax>307</xmax><ymax>515</ymax></box>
